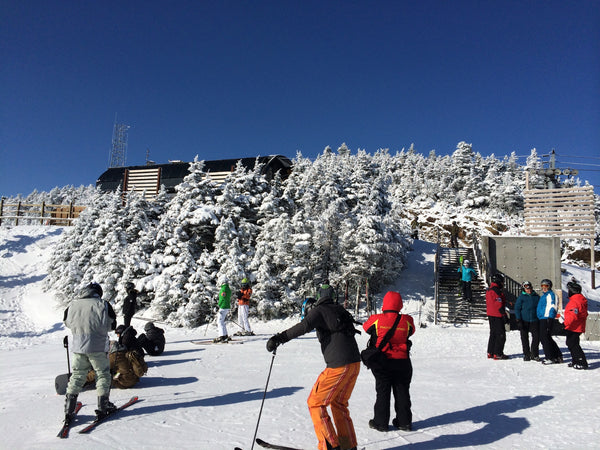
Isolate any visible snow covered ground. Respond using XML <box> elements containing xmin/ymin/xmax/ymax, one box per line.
<box><xmin>1</xmin><ymin>226</ymin><xmax>599</xmax><ymax>449</ymax></box>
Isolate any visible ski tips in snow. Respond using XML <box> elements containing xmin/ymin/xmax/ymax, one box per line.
<box><xmin>255</xmin><ymin>438</ymin><xmax>304</xmax><ymax>450</ymax></box>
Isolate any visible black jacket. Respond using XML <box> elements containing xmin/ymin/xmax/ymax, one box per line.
<box><xmin>282</xmin><ymin>297</ymin><xmax>360</xmax><ymax>368</ymax></box>
<box><xmin>118</xmin><ymin>326</ymin><xmax>144</xmax><ymax>356</ymax></box>
<box><xmin>139</xmin><ymin>325</ymin><xmax>165</xmax><ymax>356</ymax></box>
<box><xmin>123</xmin><ymin>291</ymin><xmax>137</xmax><ymax>318</ymax></box>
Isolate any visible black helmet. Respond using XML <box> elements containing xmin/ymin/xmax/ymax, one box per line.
<box><xmin>540</xmin><ymin>279</ymin><xmax>553</xmax><ymax>289</ymax></box>
<box><xmin>491</xmin><ymin>273</ymin><xmax>505</xmax><ymax>285</ymax></box>
<box><xmin>522</xmin><ymin>280</ymin><xmax>532</xmax><ymax>289</ymax></box>
<box><xmin>144</xmin><ymin>321</ymin><xmax>155</xmax><ymax>332</ymax></box>
<box><xmin>567</xmin><ymin>281</ymin><xmax>582</xmax><ymax>296</ymax></box>
<box><xmin>87</xmin><ymin>282</ymin><xmax>103</xmax><ymax>297</ymax></box>
<box><xmin>125</xmin><ymin>281</ymin><xmax>135</xmax><ymax>291</ymax></box>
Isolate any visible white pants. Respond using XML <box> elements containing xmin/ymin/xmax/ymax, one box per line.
<box><xmin>217</xmin><ymin>308</ymin><xmax>229</xmax><ymax>337</ymax></box>
<box><xmin>237</xmin><ymin>304</ymin><xmax>252</xmax><ymax>332</ymax></box>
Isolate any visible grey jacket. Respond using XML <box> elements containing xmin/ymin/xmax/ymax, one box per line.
<box><xmin>64</xmin><ymin>287</ymin><xmax>117</xmax><ymax>353</ymax></box>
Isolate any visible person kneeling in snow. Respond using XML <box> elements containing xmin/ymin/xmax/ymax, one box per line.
<box><xmin>108</xmin><ymin>339</ymin><xmax>148</xmax><ymax>389</ymax></box>
<box><xmin>138</xmin><ymin>322</ymin><xmax>165</xmax><ymax>356</ymax></box>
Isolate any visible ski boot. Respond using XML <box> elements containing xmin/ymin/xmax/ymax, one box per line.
<box><xmin>64</xmin><ymin>393</ymin><xmax>78</xmax><ymax>424</ymax></box>
<box><xmin>95</xmin><ymin>395</ymin><xmax>117</xmax><ymax>419</ymax></box>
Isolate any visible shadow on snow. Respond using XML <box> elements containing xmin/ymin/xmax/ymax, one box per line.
<box><xmin>382</xmin><ymin>395</ymin><xmax>553</xmax><ymax>450</ymax></box>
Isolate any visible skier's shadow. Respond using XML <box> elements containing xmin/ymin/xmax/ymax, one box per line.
<box><xmin>130</xmin><ymin>386</ymin><xmax>303</xmax><ymax>415</ymax></box>
<box><xmin>381</xmin><ymin>395</ymin><xmax>552</xmax><ymax>450</ymax></box>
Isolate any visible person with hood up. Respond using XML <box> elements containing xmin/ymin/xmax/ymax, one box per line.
<box><xmin>514</xmin><ymin>281</ymin><xmax>540</xmax><ymax>361</ymax></box>
<box><xmin>537</xmin><ymin>278</ymin><xmax>563</xmax><ymax>365</ymax></box>
<box><xmin>563</xmin><ymin>281</ymin><xmax>589</xmax><ymax>370</ymax></box>
<box><xmin>138</xmin><ymin>321</ymin><xmax>165</xmax><ymax>356</ymax></box>
<box><xmin>486</xmin><ymin>273</ymin><xmax>510</xmax><ymax>360</ymax></box>
<box><xmin>362</xmin><ymin>291</ymin><xmax>415</xmax><ymax>433</ymax></box>
<box><xmin>214</xmin><ymin>278</ymin><xmax>232</xmax><ymax>343</ymax></box>
<box><xmin>266</xmin><ymin>287</ymin><xmax>361</xmax><ymax>450</ymax></box>
<box><xmin>62</xmin><ymin>282</ymin><xmax>117</xmax><ymax>423</ymax></box>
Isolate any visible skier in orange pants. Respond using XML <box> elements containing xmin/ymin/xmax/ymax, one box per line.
<box><xmin>267</xmin><ymin>292</ymin><xmax>361</xmax><ymax>450</ymax></box>
<box><xmin>307</xmin><ymin>362</ymin><xmax>360</xmax><ymax>449</ymax></box>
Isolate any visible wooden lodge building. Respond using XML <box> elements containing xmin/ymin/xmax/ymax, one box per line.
<box><xmin>96</xmin><ymin>155</ymin><xmax>293</xmax><ymax>199</ymax></box>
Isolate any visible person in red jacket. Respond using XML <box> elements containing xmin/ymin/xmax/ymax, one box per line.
<box><xmin>486</xmin><ymin>273</ymin><xmax>510</xmax><ymax>360</ymax></box>
<box><xmin>363</xmin><ymin>291</ymin><xmax>415</xmax><ymax>432</ymax></box>
<box><xmin>563</xmin><ymin>281</ymin><xmax>589</xmax><ymax>370</ymax></box>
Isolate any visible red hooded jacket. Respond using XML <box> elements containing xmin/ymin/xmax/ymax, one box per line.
<box><xmin>563</xmin><ymin>293</ymin><xmax>588</xmax><ymax>333</ymax></box>
<box><xmin>486</xmin><ymin>283</ymin><xmax>507</xmax><ymax>318</ymax></box>
<box><xmin>362</xmin><ymin>291</ymin><xmax>415</xmax><ymax>359</ymax></box>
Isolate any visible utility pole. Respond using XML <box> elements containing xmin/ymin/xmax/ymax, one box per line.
<box><xmin>531</xmin><ymin>149</ymin><xmax>579</xmax><ymax>189</ymax></box>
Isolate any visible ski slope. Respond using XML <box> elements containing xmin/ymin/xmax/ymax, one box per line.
<box><xmin>1</xmin><ymin>226</ymin><xmax>599</xmax><ymax>449</ymax></box>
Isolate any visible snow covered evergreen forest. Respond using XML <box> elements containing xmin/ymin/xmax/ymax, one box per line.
<box><xmin>7</xmin><ymin>142</ymin><xmax>597</xmax><ymax>327</ymax></box>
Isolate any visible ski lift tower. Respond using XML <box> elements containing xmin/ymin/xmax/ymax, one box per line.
<box><xmin>108</xmin><ymin>119</ymin><xmax>130</xmax><ymax>168</ymax></box>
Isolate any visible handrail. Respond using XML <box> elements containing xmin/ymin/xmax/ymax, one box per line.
<box><xmin>434</xmin><ymin>228</ymin><xmax>441</xmax><ymax>325</ymax></box>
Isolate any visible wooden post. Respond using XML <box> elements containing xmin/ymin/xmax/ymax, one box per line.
<box><xmin>16</xmin><ymin>201</ymin><xmax>21</xmax><ymax>226</ymax></box>
<box><xmin>354</xmin><ymin>283</ymin><xmax>360</xmax><ymax>317</ymax></box>
<box><xmin>365</xmin><ymin>278</ymin><xmax>371</xmax><ymax>312</ymax></box>
<box><xmin>592</xmin><ymin>238</ymin><xmax>596</xmax><ymax>290</ymax></box>
<box><xmin>40</xmin><ymin>202</ymin><xmax>45</xmax><ymax>225</ymax></box>
<box><xmin>344</xmin><ymin>280</ymin><xmax>348</xmax><ymax>309</ymax></box>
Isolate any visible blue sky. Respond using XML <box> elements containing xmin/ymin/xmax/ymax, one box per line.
<box><xmin>1</xmin><ymin>0</ymin><xmax>599</xmax><ymax>197</ymax></box>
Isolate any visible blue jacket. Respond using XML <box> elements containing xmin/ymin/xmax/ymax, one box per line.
<box><xmin>537</xmin><ymin>290</ymin><xmax>557</xmax><ymax>320</ymax></box>
<box><xmin>458</xmin><ymin>266</ymin><xmax>477</xmax><ymax>282</ymax></box>
<box><xmin>514</xmin><ymin>291</ymin><xmax>540</xmax><ymax>322</ymax></box>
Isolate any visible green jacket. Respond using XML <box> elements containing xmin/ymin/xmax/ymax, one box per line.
<box><xmin>218</xmin><ymin>283</ymin><xmax>232</xmax><ymax>309</ymax></box>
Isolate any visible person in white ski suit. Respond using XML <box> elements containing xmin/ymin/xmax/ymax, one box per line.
<box><xmin>63</xmin><ymin>282</ymin><xmax>117</xmax><ymax>422</ymax></box>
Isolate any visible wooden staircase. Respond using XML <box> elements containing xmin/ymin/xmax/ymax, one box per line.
<box><xmin>436</xmin><ymin>247</ymin><xmax>487</xmax><ymax>324</ymax></box>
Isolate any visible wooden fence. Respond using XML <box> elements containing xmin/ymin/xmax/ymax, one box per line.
<box><xmin>0</xmin><ymin>199</ymin><xmax>85</xmax><ymax>226</ymax></box>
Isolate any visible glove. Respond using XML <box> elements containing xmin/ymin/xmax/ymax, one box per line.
<box><xmin>213</xmin><ymin>306</ymin><xmax>219</xmax><ymax>313</ymax></box>
<box><xmin>266</xmin><ymin>333</ymin><xmax>286</xmax><ymax>353</ymax></box>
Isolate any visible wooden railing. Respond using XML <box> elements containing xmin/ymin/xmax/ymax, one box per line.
<box><xmin>0</xmin><ymin>199</ymin><xmax>85</xmax><ymax>226</ymax></box>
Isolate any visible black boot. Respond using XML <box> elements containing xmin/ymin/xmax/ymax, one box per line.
<box><xmin>64</xmin><ymin>393</ymin><xmax>78</xmax><ymax>423</ymax></box>
<box><xmin>95</xmin><ymin>395</ymin><xmax>117</xmax><ymax>419</ymax></box>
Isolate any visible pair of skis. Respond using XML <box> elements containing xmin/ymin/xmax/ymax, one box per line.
<box><xmin>57</xmin><ymin>396</ymin><xmax>139</xmax><ymax>438</ymax></box>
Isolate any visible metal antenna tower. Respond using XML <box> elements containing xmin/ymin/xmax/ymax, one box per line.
<box><xmin>108</xmin><ymin>117</ymin><xmax>130</xmax><ymax>168</ymax></box>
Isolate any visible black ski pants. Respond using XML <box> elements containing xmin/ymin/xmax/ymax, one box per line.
<box><xmin>518</xmin><ymin>320</ymin><xmax>540</xmax><ymax>359</ymax></box>
<box><xmin>371</xmin><ymin>358</ymin><xmax>412</xmax><ymax>428</ymax></box>
<box><xmin>487</xmin><ymin>316</ymin><xmax>506</xmax><ymax>356</ymax></box>
<box><xmin>462</xmin><ymin>281</ymin><xmax>472</xmax><ymax>302</ymax></box>
<box><xmin>566</xmin><ymin>330</ymin><xmax>588</xmax><ymax>366</ymax></box>
<box><xmin>539</xmin><ymin>318</ymin><xmax>561</xmax><ymax>360</ymax></box>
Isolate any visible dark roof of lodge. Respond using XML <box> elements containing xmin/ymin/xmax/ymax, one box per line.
<box><xmin>96</xmin><ymin>155</ymin><xmax>292</xmax><ymax>193</ymax></box>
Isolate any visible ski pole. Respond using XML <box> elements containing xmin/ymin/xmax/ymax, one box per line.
<box><xmin>63</xmin><ymin>335</ymin><xmax>71</xmax><ymax>375</ymax></box>
<box><xmin>251</xmin><ymin>349</ymin><xmax>277</xmax><ymax>450</ymax></box>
